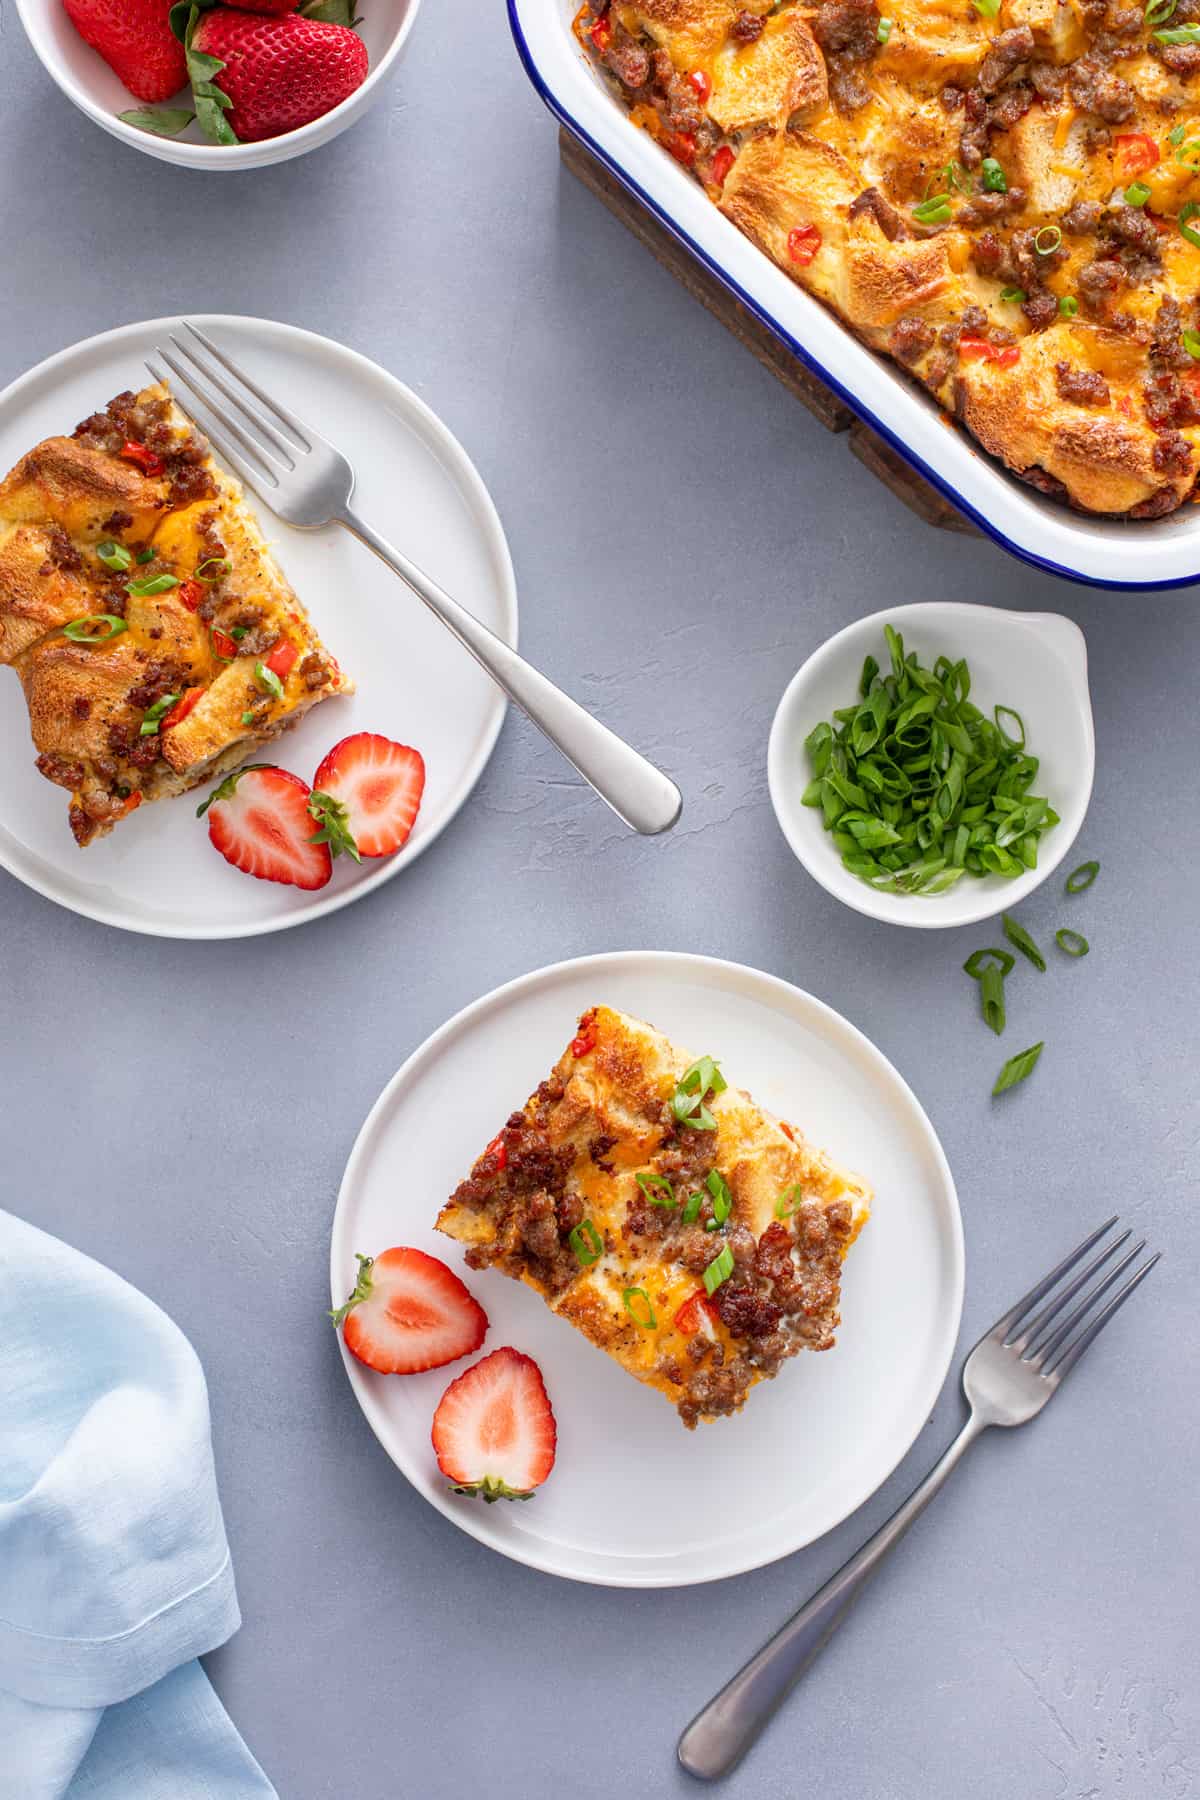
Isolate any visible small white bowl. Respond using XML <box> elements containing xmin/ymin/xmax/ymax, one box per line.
<box><xmin>14</xmin><ymin>0</ymin><xmax>418</xmax><ymax>170</ymax></box>
<box><xmin>768</xmin><ymin>602</ymin><xmax>1095</xmax><ymax>931</ymax></box>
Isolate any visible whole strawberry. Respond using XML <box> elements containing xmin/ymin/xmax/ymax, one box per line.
<box><xmin>61</xmin><ymin>0</ymin><xmax>187</xmax><ymax>102</ymax></box>
<box><xmin>193</xmin><ymin>8</ymin><xmax>368</xmax><ymax>142</ymax></box>
<box><xmin>228</xmin><ymin>0</ymin><xmax>296</xmax><ymax>11</ymax></box>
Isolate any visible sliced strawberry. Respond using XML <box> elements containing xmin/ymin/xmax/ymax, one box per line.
<box><xmin>331</xmin><ymin>1248</ymin><xmax>488</xmax><ymax>1376</ymax></box>
<box><xmin>431</xmin><ymin>1347</ymin><xmax>557</xmax><ymax>1502</ymax></box>
<box><xmin>197</xmin><ymin>764</ymin><xmax>331</xmax><ymax>890</ymax></box>
<box><xmin>309</xmin><ymin>733</ymin><xmax>425</xmax><ymax>861</ymax></box>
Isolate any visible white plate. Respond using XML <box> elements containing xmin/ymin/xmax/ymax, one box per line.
<box><xmin>331</xmin><ymin>952</ymin><xmax>964</xmax><ymax>1588</ymax></box>
<box><xmin>0</xmin><ymin>316</ymin><xmax>517</xmax><ymax>938</ymax></box>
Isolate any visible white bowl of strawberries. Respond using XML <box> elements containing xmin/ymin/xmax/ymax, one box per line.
<box><xmin>16</xmin><ymin>0</ymin><xmax>418</xmax><ymax>168</ymax></box>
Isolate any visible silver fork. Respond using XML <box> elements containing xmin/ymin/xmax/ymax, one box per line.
<box><xmin>144</xmin><ymin>322</ymin><xmax>682</xmax><ymax>837</ymax></box>
<box><xmin>677</xmin><ymin>1216</ymin><xmax>1160</xmax><ymax>1782</ymax></box>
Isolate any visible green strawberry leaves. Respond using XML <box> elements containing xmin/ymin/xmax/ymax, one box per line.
<box><xmin>307</xmin><ymin>791</ymin><xmax>362</xmax><ymax>863</ymax></box>
<box><xmin>163</xmin><ymin>2</ymin><xmax>239</xmax><ymax>144</ymax></box>
<box><xmin>300</xmin><ymin>0</ymin><xmax>364</xmax><ymax>25</ymax></box>
<box><xmin>118</xmin><ymin>107</ymin><xmax>196</xmax><ymax>138</ymax></box>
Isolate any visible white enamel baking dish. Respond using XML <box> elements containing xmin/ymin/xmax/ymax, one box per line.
<box><xmin>510</xmin><ymin>0</ymin><xmax>1200</xmax><ymax>591</ymax></box>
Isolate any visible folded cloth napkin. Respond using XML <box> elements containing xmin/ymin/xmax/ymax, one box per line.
<box><xmin>0</xmin><ymin>1209</ymin><xmax>276</xmax><ymax>1800</ymax></box>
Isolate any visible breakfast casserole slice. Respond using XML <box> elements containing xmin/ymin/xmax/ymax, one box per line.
<box><xmin>0</xmin><ymin>381</ymin><xmax>352</xmax><ymax>845</ymax></box>
<box><xmin>437</xmin><ymin>1004</ymin><xmax>872</xmax><ymax>1427</ymax></box>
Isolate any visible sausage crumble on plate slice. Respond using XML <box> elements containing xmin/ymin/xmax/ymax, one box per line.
<box><xmin>436</xmin><ymin>1004</ymin><xmax>872</xmax><ymax>1428</ymax></box>
<box><xmin>0</xmin><ymin>382</ymin><xmax>353</xmax><ymax>846</ymax></box>
<box><xmin>576</xmin><ymin>0</ymin><xmax>1200</xmax><ymax>517</ymax></box>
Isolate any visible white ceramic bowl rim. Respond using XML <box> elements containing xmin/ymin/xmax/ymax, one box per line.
<box><xmin>767</xmin><ymin>601</ymin><xmax>1096</xmax><ymax>930</ymax></box>
<box><xmin>14</xmin><ymin>0</ymin><xmax>418</xmax><ymax>168</ymax></box>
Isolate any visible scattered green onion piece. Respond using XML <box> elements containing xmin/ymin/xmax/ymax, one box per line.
<box><xmin>980</xmin><ymin>157</ymin><xmax>1007</xmax><ymax>193</ymax></box>
<box><xmin>963</xmin><ymin>946</ymin><xmax>1015</xmax><ymax>979</ymax></box>
<box><xmin>682</xmin><ymin>1190</ymin><xmax>703</xmax><ymax>1224</ymax></box>
<box><xmin>255</xmin><ymin>660</ymin><xmax>285</xmax><ymax>702</ymax></box>
<box><xmin>671</xmin><ymin>1056</ymin><xmax>726</xmax><ymax>1131</ymax></box>
<box><xmin>774</xmin><ymin>1185</ymin><xmax>802</xmax><ymax>1220</ymax></box>
<box><xmin>622</xmin><ymin>1287</ymin><xmax>656</xmax><ymax>1329</ymax></box>
<box><xmin>195</xmin><ymin>556</ymin><xmax>232</xmax><ymax>582</ymax></box>
<box><xmin>1059</xmin><ymin>295</ymin><xmax>1079</xmax><ymax>317</ymax></box>
<box><xmin>63</xmin><ymin>613</ymin><xmax>127</xmax><ymax>643</ymax></box>
<box><xmin>992</xmin><ymin>1041</ymin><xmax>1044</xmax><ymax>1097</ymax></box>
<box><xmin>702</xmin><ymin>1244</ymin><xmax>735</xmax><ymax>1296</ymax></box>
<box><xmin>126</xmin><ymin>573</ymin><xmax>180</xmax><ymax>596</ymax></box>
<box><xmin>96</xmin><ymin>540</ymin><xmax>132</xmax><ymax>571</ymax></box>
<box><xmin>859</xmin><ymin>654</ymin><xmax>880</xmax><ymax>697</ymax></box>
<box><xmin>705</xmin><ymin>1168</ymin><xmax>732</xmax><ymax>1226</ymax></box>
<box><xmin>241</xmin><ymin>710</ymin><xmax>255</xmax><ymax>726</ymax></box>
<box><xmin>1154</xmin><ymin>21</ymin><xmax>1200</xmax><ymax>40</ymax></box>
<box><xmin>1147</xmin><ymin>0</ymin><xmax>1179</xmax><ymax>22</ymax></box>
<box><xmin>1055</xmin><ymin>927</ymin><xmax>1090</xmax><ymax>957</ymax></box>
<box><xmin>1123</xmin><ymin>180</ymin><xmax>1152</xmax><ymax>208</ymax></box>
<box><xmin>972</xmin><ymin>0</ymin><xmax>1000</xmax><ymax>14</ymax></box>
<box><xmin>139</xmin><ymin>691</ymin><xmax>180</xmax><ymax>736</ymax></box>
<box><xmin>999</xmin><ymin>285</ymin><xmax>1026</xmax><ymax>303</ymax></box>
<box><xmin>876</xmin><ymin>16</ymin><xmax>892</xmax><ymax>42</ymax></box>
<box><xmin>1065</xmin><ymin>859</ymin><xmax>1099</xmax><ymax>893</ymax></box>
<box><xmin>1002</xmin><ymin>912</ymin><xmax>1046</xmax><ymax>972</ymax></box>
<box><xmin>979</xmin><ymin>963</ymin><xmax>1006</xmax><ymax>1036</ymax></box>
<box><xmin>1169</xmin><ymin>121</ymin><xmax>1186</xmax><ymax>144</ymax></box>
<box><xmin>231</xmin><ymin>626</ymin><xmax>248</xmax><ymax>641</ymax></box>
<box><xmin>994</xmin><ymin>704</ymin><xmax>1025</xmax><ymax>748</ymax></box>
<box><xmin>1180</xmin><ymin>201</ymin><xmax>1200</xmax><ymax>249</ymax></box>
<box><xmin>1034</xmin><ymin>225</ymin><xmax>1062</xmax><ymax>254</ymax></box>
<box><xmin>636</xmin><ymin>1172</ymin><xmax>677</xmax><ymax>1208</ymax></box>
<box><xmin>912</xmin><ymin>196</ymin><xmax>952</xmax><ymax>225</ymax></box>
<box><xmin>1183</xmin><ymin>329</ymin><xmax>1200</xmax><ymax>359</ymax></box>
<box><xmin>135</xmin><ymin>547</ymin><xmax>156</xmax><ymax>564</ymax></box>
<box><xmin>569</xmin><ymin>1219</ymin><xmax>603</xmax><ymax>1267</ymax></box>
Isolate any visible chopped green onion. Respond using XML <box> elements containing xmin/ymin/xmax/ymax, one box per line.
<box><xmin>139</xmin><ymin>691</ymin><xmax>180</xmax><ymax>736</ymax></box>
<box><xmin>1180</xmin><ymin>201</ymin><xmax>1200</xmax><ymax>249</ymax></box>
<box><xmin>96</xmin><ymin>540</ymin><xmax>132</xmax><ymax>571</ymax></box>
<box><xmin>231</xmin><ymin>626</ymin><xmax>248</xmax><ymax>641</ymax></box>
<box><xmin>1147</xmin><ymin>0</ymin><xmax>1179</xmax><ymax>21</ymax></box>
<box><xmin>569</xmin><ymin>1219</ymin><xmax>603</xmax><ymax>1267</ymax></box>
<box><xmin>126</xmin><ymin>573</ymin><xmax>180</xmax><ymax>597</ymax></box>
<box><xmin>702</xmin><ymin>1244</ymin><xmax>735</xmax><ymax>1296</ymax></box>
<box><xmin>705</xmin><ymin>1168</ymin><xmax>732</xmax><ymax>1226</ymax></box>
<box><xmin>1123</xmin><ymin>180</ymin><xmax>1152</xmax><ymax>208</ymax></box>
<box><xmin>1034</xmin><ymin>226</ymin><xmax>1062</xmax><ymax>254</ymax></box>
<box><xmin>255</xmin><ymin>660</ymin><xmax>285</xmax><ymax>702</ymax></box>
<box><xmin>682</xmin><ymin>1190</ymin><xmax>703</xmax><ymax>1224</ymax></box>
<box><xmin>994</xmin><ymin>704</ymin><xmax>1025</xmax><ymax>748</ymax></box>
<box><xmin>963</xmin><ymin>947</ymin><xmax>1015</xmax><ymax>979</ymax></box>
<box><xmin>1154</xmin><ymin>21</ymin><xmax>1200</xmax><ymax>40</ymax></box>
<box><xmin>912</xmin><ymin>196</ymin><xmax>952</xmax><ymax>225</ymax></box>
<box><xmin>671</xmin><ymin>1057</ymin><xmax>727</xmax><ymax>1131</ymax></box>
<box><xmin>636</xmin><ymin>1172</ymin><xmax>677</xmax><ymax>1207</ymax></box>
<box><xmin>980</xmin><ymin>157</ymin><xmax>1007</xmax><ymax>194</ymax></box>
<box><xmin>876</xmin><ymin>16</ymin><xmax>892</xmax><ymax>42</ymax></box>
<box><xmin>1065</xmin><ymin>859</ymin><xmax>1099</xmax><ymax>893</ymax></box>
<box><xmin>241</xmin><ymin>710</ymin><xmax>255</xmax><ymax>726</ymax></box>
<box><xmin>1059</xmin><ymin>295</ymin><xmax>1079</xmax><ymax>317</ymax></box>
<box><xmin>622</xmin><ymin>1287</ymin><xmax>656</xmax><ymax>1329</ymax></box>
<box><xmin>774</xmin><ymin>1185</ymin><xmax>803</xmax><ymax>1220</ymax></box>
<box><xmin>135</xmin><ymin>547</ymin><xmax>156</xmax><ymax>564</ymax></box>
<box><xmin>1184</xmin><ymin>330</ymin><xmax>1200</xmax><ymax>359</ymax></box>
<box><xmin>972</xmin><ymin>0</ymin><xmax>1000</xmax><ymax>14</ymax></box>
<box><xmin>195</xmin><ymin>556</ymin><xmax>232</xmax><ymax>582</ymax></box>
<box><xmin>1055</xmin><ymin>928</ymin><xmax>1090</xmax><ymax>957</ymax></box>
<box><xmin>1003</xmin><ymin>912</ymin><xmax>1046</xmax><ymax>972</ymax></box>
<box><xmin>980</xmin><ymin>963</ymin><xmax>1006</xmax><ymax>1036</ymax></box>
<box><xmin>859</xmin><ymin>654</ymin><xmax>879</xmax><ymax>697</ymax></box>
<box><xmin>1169</xmin><ymin>121</ymin><xmax>1186</xmax><ymax>144</ymax></box>
<box><xmin>998</xmin><ymin>285</ymin><xmax>1026</xmax><ymax>304</ymax></box>
<box><xmin>992</xmin><ymin>1041</ymin><xmax>1044</xmax><ymax>1097</ymax></box>
<box><xmin>63</xmin><ymin>613</ymin><xmax>127</xmax><ymax>643</ymax></box>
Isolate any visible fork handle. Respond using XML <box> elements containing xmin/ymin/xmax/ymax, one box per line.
<box><xmin>677</xmin><ymin>1412</ymin><xmax>987</xmax><ymax>1782</ymax></box>
<box><xmin>337</xmin><ymin>508</ymin><xmax>681</xmax><ymax>836</ymax></box>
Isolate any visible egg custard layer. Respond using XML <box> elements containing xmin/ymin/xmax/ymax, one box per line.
<box><xmin>0</xmin><ymin>382</ymin><xmax>352</xmax><ymax>846</ymax></box>
<box><xmin>437</xmin><ymin>1004</ymin><xmax>871</xmax><ymax>1428</ymax></box>
<box><xmin>579</xmin><ymin>0</ymin><xmax>1200</xmax><ymax>517</ymax></box>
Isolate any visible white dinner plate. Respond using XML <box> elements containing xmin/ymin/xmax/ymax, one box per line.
<box><xmin>332</xmin><ymin>951</ymin><xmax>964</xmax><ymax>1588</ymax></box>
<box><xmin>0</xmin><ymin>315</ymin><xmax>517</xmax><ymax>938</ymax></box>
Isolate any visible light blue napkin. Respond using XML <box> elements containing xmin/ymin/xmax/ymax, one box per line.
<box><xmin>0</xmin><ymin>1209</ymin><xmax>276</xmax><ymax>1800</ymax></box>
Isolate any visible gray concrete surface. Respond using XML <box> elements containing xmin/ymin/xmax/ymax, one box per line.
<box><xmin>0</xmin><ymin>2</ymin><xmax>1196</xmax><ymax>1795</ymax></box>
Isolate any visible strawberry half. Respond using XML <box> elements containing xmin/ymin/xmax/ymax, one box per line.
<box><xmin>62</xmin><ymin>0</ymin><xmax>187</xmax><ymax>103</ymax></box>
<box><xmin>309</xmin><ymin>734</ymin><xmax>425</xmax><ymax>861</ymax></box>
<box><xmin>197</xmin><ymin>764</ymin><xmax>332</xmax><ymax>890</ymax></box>
<box><xmin>432</xmin><ymin>1348</ymin><xmax>557</xmax><ymax>1503</ymax></box>
<box><xmin>331</xmin><ymin>1249</ymin><xmax>488</xmax><ymax>1376</ymax></box>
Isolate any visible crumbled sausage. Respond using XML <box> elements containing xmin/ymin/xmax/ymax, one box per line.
<box><xmin>1055</xmin><ymin>361</ymin><xmax>1111</xmax><ymax>405</ymax></box>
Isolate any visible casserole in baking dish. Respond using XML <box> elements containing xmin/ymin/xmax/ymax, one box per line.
<box><xmin>511</xmin><ymin>0</ymin><xmax>1200</xmax><ymax>586</ymax></box>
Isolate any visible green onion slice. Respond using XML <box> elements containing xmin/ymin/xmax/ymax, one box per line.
<box><xmin>636</xmin><ymin>1172</ymin><xmax>677</xmax><ymax>1208</ymax></box>
<box><xmin>622</xmin><ymin>1287</ymin><xmax>657</xmax><ymax>1329</ymax></box>
<box><xmin>876</xmin><ymin>16</ymin><xmax>892</xmax><ymax>42</ymax></box>
<box><xmin>63</xmin><ymin>613</ymin><xmax>127</xmax><ymax>643</ymax></box>
<box><xmin>972</xmin><ymin>0</ymin><xmax>1000</xmax><ymax>14</ymax></box>
<box><xmin>195</xmin><ymin>556</ymin><xmax>232</xmax><ymax>582</ymax></box>
<box><xmin>1034</xmin><ymin>225</ymin><xmax>1062</xmax><ymax>254</ymax></box>
<box><xmin>963</xmin><ymin>946</ymin><xmax>1015</xmax><ymax>979</ymax></box>
<box><xmin>705</xmin><ymin>1168</ymin><xmax>732</xmax><ymax>1226</ymax></box>
<box><xmin>1183</xmin><ymin>329</ymin><xmax>1200</xmax><ymax>360</ymax></box>
<box><xmin>980</xmin><ymin>157</ymin><xmax>1007</xmax><ymax>193</ymax></box>
<box><xmin>241</xmin><ymin>710</ymin><xmax>255</xmax><ymax>726</ymax></box>
<box><xmin>1147</xmin><ymin>0</ymin><xmax>1179</xmax><ymax>21</ymax></box>
<box><xmin>255</xmin><ymin>660</ymin><xmax>285</xmax><ymax>702</ymax></box>
<box><xmin>702</xmin><ymin>1244</ymin><xmax>735</xmax><ymax>1296</ymax></box>
<box><xmin>774</xmin><ymin>1185</ymin><xmax>803</xmax><ymax>1220</ymax></box>
<box><xmin>682</xmin><ymin>1190</ymin><xmax>703</xmax><ymax>1224</ymax></box>
<box><xmin>126</xmin><ymin>572</ymin><xmax>180</xmax><ymax>597</ymax></box>
<box><xmin>1180</xmin><ymin>202</ymin><xmax>1200</xmax><ymax>249</ymax></box>
<box><xmin>994</xmin><ymin>705</ymin><xmax>1026</xmax><ymax>748</ymax></box>
<box><xmin>135</xmin><ymin>546</ymin><xmax>156</xmax><ymax>564</ymax></box>
<box><xmin>1059</xmin><ymin>295</ymin><xmax>1079</xmax><ymax>317</ymax></box>
<box><xmin>96</xmin><ymin>540</ymin><xmax>132</xmax><ymax>571</ymax></box>
<box><xmin>1155</xmin><ymin>21</ymin><xmax>1200</xmax><ymax>40</ymax></box>
<box><xmin>569</xmin><ymin>1219</ymin><xmax>603</xmax><ymax>1267</ymax></box>
<box><xmin>1003</xmin><ymin>912</ymin><xmax>1046</xmax><ymax>972</ymax></box>
<box><xmin>139</xmin><ymin>691</ymin><xmax>180</xmax><ymax>736</ymax></box>
<box><xmin>1055</xmin><ymin>927</ymin><xmax>1090</xmax><ymax>957</ymax></box>
<box><xmin>992</xmin><ymin>1041</ymin><xmax>1044</xmax><ymax>1097</ymax></box>
<box><xmin>1065</xmin><ymin>859</ymin><xmax>1099</xmax><ymax>892</ymax></box>
<box><xmin>912</xmin><ymin>196</ymin><xmax>952</xmax><ymax>225</ymax></box>
<box><xmin>1123</xmin><ymin>180</ymin><xmax>1152</xmax><ymax>208</ymax></box>
<box><xmin>671</xmin><ymin>1057</ymin><xmax>727</xmax><ymax>1131</ymax></box>
<box><xmin>980</xmin><ymin>962</ymin><xmax>1006</xmax><ymax>1036</ymax></box>
<box><xmin>999</xmin><ymin>285</ymin><xmax>1026</xmax><ymax>303</ymax></box>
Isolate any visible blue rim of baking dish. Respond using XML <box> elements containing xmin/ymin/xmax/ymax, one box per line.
<box><xmin>509</xmin><ymin>0</ymin><xmax>1200</xmax><ymax>594</ymax></box>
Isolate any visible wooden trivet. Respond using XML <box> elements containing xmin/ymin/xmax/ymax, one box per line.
<box><xmin>559</xmin><ymin>126</ymin><xmax>978</xmax><ymax>536</ymax></box>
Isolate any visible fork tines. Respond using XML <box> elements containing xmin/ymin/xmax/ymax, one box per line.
<box><xmin>145</xmin><ymin>320</ymin><xmax>312</xmax><ymax>493</ymax></box>
<box><xmin>995</xmin><ymin>1215</ymin><xmax>1160</xmax><ymax>1383</ymax></box>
